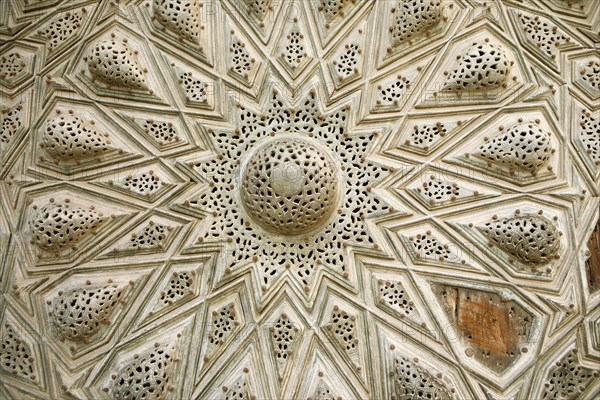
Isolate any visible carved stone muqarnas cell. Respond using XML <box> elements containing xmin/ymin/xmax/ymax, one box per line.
<box><xmin>0</xmin><ymin>0</ymin><xmax>599</xmax><ymax>399</ymax></box>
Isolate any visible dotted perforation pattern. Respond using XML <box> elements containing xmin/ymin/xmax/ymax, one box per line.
<box><xmin>541</xmin><ymin>349</ymin><xmax>597</xmax><ymax>399</ymax></box>
<box><xmin>191</xmin><ymin>91</ymin><xmax>388</xmax><ymax>288</ymax></box>
<box><xmin>29</xmin><ymin>202</ymin><xmax>105</xmax><ymax>252</ymax></box>
<box><xmin>112</xmin><ymin>345</ymin><xmax>174</xmax><ymax>400</ymax></box>
<box><xmin>478</xmin><ymin>214</ymin><xmax>561</xmax><ymax>266</ymax></box>
<box><xmin>153</xmin><ymin>0</ymin><xmax>201</xmax><ymax>42</ymax></box>
<box><xmin>158</xmin><ymin>271</ymin><xmax>195</xmax><ymax>307</ymax></box>
<box><xmin>41</xmin><ymin>10</ymin><xmax>84</xmax><ymax>50</ymax></box>
<box><xmin>87</xmin><ymin>39</ymin><xmax>148</xmax><ymax>90</ymax></box>
<box><xmin>390</xmin><ymin>0</ymin><xmax>443</xmax><ymax>46</ymax></box>
<box><xmin>443</xmin><ymin>43</ymin><xmax>512</xmax><ymax>92</ymax></box>
<box><xmin>377</xmin><ymin>279</ymin><xmax>421</xmax><ymax>320</ymax></box>
<box><xmin>0</xmin><ymin>325</ymin><xmax>37</xmax><ymax>381</ymax></box>
<box><xmin>50</xmin><ymin>285</ymin><xmax>124</xmax><ymax>342</ymax></box>
<box><xmin>392</xmin><ymin>355</ymin><xmax>453</xmax><ymax>400</ymax></box>
<box><xmin>241</xmin><ymin>137</ymin><xmax>340</xmax><ymax>235</ymax></box>
<box><xmin>42</xmin><ymin>114</ymin><xmax>113</xmax><ymax>160</ymax></box>
<box><xmin>0</xmin><ymin>103</ymin><xmax>23</xmax><ymax>144</ymax></box>
<box><xmin>578</xmin><ymin>109</ymin><xmax>600</xmax><ymax>165</ymax></box>
<box><xmin>476</xmin><ymin>121</ymin><xmax>553</xmax><ymax>173</ymax></box>
<box><xmin>0</xmin><ymin>53</ymin><xmax>26</xmax><ymax>79</ymax></box>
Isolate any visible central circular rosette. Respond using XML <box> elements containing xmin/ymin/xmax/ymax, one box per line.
<box><xmin>241</xmin><ymin>137</ymin><xmax>340</xmax><ymax>235</ymax></box>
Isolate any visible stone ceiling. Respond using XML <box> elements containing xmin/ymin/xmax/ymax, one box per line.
<box><xmin>0</xmin><ymin>0</ymin><xmax>599</xmax><ymax>399</ymax></box>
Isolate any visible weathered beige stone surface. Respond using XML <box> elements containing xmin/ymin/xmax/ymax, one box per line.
<box><xmin>0</xmin><ymin>0</ymin><xmax>598</xmax><ymax>398</ymax></box>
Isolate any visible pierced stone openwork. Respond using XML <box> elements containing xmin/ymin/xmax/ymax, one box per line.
<box><xmin>243</xmin><ymin>0</ymin><xmax>271</xmax><ymax>22</ymax></box>
<box><xmin>319</xmin><ymin>0</ymin><xmax>353</xmax><ymax>23</ymax></box>
<box><xmin>475</xmin><ymin>122</ymin><xmax>553</xmax><ymax>173</ymax></box>
<box><xmin>0</xmin><ymin>103</ymin><xmax>23</xmax><ymax>144</ymax></box>
<box><xmin>377</xmin><ymin>280</ymin><xmax>420</xmax><ymax>321</ymax></box>
<box><xmin>192</xmin><ymin>89</ymin><xmax>388</xmax><ymax>289</ymax></box>
<box><xmin>390</xmin><ymin>0</ymin><xmax>443</xmax><ymax>46</ymax></box>
<box><xmin>0</xmin><ymin>53</ymin><xmax>25</xmax><ymax>79</ymax></box>
<box><xmin>518</xmin><ymin>14</ymin><xmax>569</xmax><ymax>61</ymax></box>
<box><xmin>50</xmin><ymin>284</ymin><xmax>125</xmax><ymax>343</ymax></box>
<box><xmin>87</xmin><ymin>39</ymin><xmax>147</xmax><ymax>90</ymax></box>
<box><xmin>1</xmin><ymin>0</ymin><xmax>598</xmax><ymax>398</ymax></box>
<box><xmin>270</xmin><ymin>314</ymin><xmax>298</xmax><ymax>377</ymax></box>
<box><xmin>578</xmin><ymin>109</ymin><xmax>600</xmax><ymax>165</ymax></box>
<box><xmin>443</xmin><ymin>43</ymin><xmax>512</xmax><ymax>92</ymax></box>
<box><xmin>0</xmin><ymin>325</ymin><xmax>37</xmax><ymax>381</ymax></box>
<box><xmin>241</xmin><ymin>137</ymin><xmax>340</xmax><ymax>235</ymax></box>
<box><xmin>580</xmin><ymin>61</ymin><xmax>599</xmax><ymax>91</ymax></box>
<box><xmin>219</xmin><ymin>376</ymin><xmax>252</xmax><ymax>400</ymax></box>
<box><xmin>478</xmin><ymin>214</ymin><xmax>561</xmax><ymax>267</ymax></box>
<box><xmin>111</xmin><ymin>345</ymin><xmax>175</xmax><ymax>400</ymax></box>
<box><xmin>41</xmin><ymin>10</ymin><xmax>84</xmax><ymax>51</ymax></box>
<box><xmin>153</xmin><ymin>0</ymin><xmax>201</xmax><ymax>43</ymax></box>
<box><xmin>158</xmin><ymin>271</ymin><xmax>195</xmax><ymax>307</ymax></box>
<box><xmin>391</xmin><ymin>355</ymin><xmax>452</xmax><ymax>400</ymax></box>
<box><xmin>206</xmin><ymin>303</ymin><xmax>239</xmax><ymax>354</ymax></box>
<box><xmin>312</xmin><ymin>381</ymin><xmax>340</xmax><ymax>400</ymax></box>
<box><xmin>29</xmin><ymin>201</ymin><xmax>105</xmax><ymax>252</ymax></box>
<box><xmin>42</xmin><ymin>114</ymin><xmax>113</xmax><ymax>160</ymax></box>
<box><xmin>541</xmin><ymin>349</ymin><xmax>597</xmax><ymax>399</ymax></box>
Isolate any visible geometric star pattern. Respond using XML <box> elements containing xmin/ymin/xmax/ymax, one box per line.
<box><xmin>0</xmin><ymin>0</ymin><xmax>598</xmax><ymax>399</ymax></box>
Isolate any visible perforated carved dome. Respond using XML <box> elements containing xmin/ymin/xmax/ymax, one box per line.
<box><xmin>476</xmin><ymin>121</ymin><xmax>553</xmax><ymax>172</ymax></box>
<box><xmin>478</xmin><ymin>214</ymin><xmax>561</xmax><ymax>266</ymax></box>
<box><xmin>42</xmin><ymin>114</ymin><xmax>113</xmax><ymax>160</ymax></box>
<box><xmin>87</xmin><ymin>40</ymin><xmax>147</xmax><ymax>90</ymax></box>
<box><xmin>442</xmin><ymin>43</ymin><xmax>511</xmax><ymax>92</ymax></box>
<box><xmin>240</xmin><ymin>137</ymin><xmax>340</xmax><ymax>235</ymax></box>
<box><xmin>3</xmin><ymin>1</ymin><xmax>600</xmax><ymax>399</ymax></box>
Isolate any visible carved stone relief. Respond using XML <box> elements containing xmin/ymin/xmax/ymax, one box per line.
<box><xmin>0</xmin><ymin>0</ymin><xmax>599</xmax><ymax>399</ymax></box>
